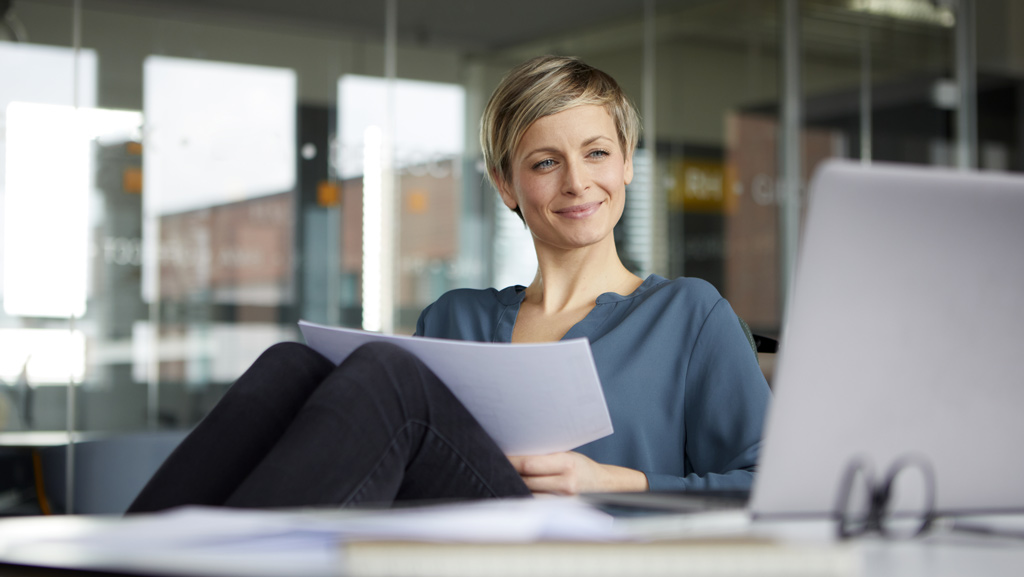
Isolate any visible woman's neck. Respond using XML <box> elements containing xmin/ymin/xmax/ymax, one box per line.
<box><xmin>524</xmin><ymin>239</ymin><xmax>643</xmax><ymax>315</ymax></box>
<box><xmin>510</xmin><ymin>239</ymin><xmax>642</xmax><ymax>343</ymax></box>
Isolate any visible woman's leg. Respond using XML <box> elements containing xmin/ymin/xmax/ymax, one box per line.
<box><xmin>127</xmin><ymin>342</ymin><xmax>336</xmax><ymax>513</ymax></box>
<box><xmin>224</xmin><ymin>341</ymin><xmax>530</xmax><ymax>508</ymax></box>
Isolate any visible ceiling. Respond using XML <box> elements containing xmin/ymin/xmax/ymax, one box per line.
<box><xmin>80</xmin><ymin>0</ymin><xmax>955</xmax><ymax>62</ymax></box>
<box><xmin>81</xmin><ymin>0</ymin><xmax>665</xmax><ymax>52</ymax></box>
<box><xmin>28</xmin><ymin>0</ymin><xmax>958</xmax><ymax>74</ymax></box>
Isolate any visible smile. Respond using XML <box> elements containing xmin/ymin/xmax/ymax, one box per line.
<box><xmin>554</xmin><ymin>201</ymin><xmax>603</xmax><ymax>219</ymax></box>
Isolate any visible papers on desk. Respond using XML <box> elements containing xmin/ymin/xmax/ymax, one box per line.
<box><xmin>0</xmin><ymin>499</ymin><xmax>860</xmax><ymax>577</ymax></box>
<box><xmin>298</xmin><ymin>320</ymin><xmax>613</xmax><ymax>455</ymax></box>
<box><xmin>0</xmin><ymin>508</ymin><xmax>344</xmax><ymax>577</ymax></box>
<box><xmin>0</xmin><ymin>499</ymin><xmax>618</xmax><ymax>577</ymax></box>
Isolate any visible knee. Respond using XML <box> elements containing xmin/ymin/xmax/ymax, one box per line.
<box><xmin>256</xmin><ymin>341</ymin><xmax>329</xmax><ymax>369</ymax></box>
<box><xmin>348</xmin><ymin>341</ymin><xmax>417</xmax><ymax>365</ymax></box>
<box><xmin>265</xmin><ymin>341</ymin><xmax>313</xmax><ymax>355</ymax></box>
<box><xmin>213</xmin><ymin>341</ymin><xmax>335</xmax><ymax>416</ymax></box>
<box><xmin>345</xmin><ymin>342</ymin><xmax>430</xmax><ymax>383</ymax></box>
<box><xmin>341</xmin><ymin>341</ymin><xmax>439</xmax><ymax>400</ymax></box>
<box><xmin>232</xmin><ymin>341</ymin><xmax>334</xmax><ymax>395</ymax></box>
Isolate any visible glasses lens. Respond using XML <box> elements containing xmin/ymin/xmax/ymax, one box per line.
<box><xmin>879</xmin><ymin>462</ymin><xmax>934</xmax><ymax>538</ymax></box>
<box><xmin>838</xmin><ymin>464</ymin><xmax>873</xmax><ymax>538</ymax></box>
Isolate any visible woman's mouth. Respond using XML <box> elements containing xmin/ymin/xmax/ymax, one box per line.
<box><xmin>554</xmin><ymin>201</ymin><xmax>602</xmax><ymax>219</ymax></box>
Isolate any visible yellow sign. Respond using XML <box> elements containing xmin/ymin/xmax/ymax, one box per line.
<box><xmin>317</xmin><ymin>181</ymin><xmax>341</xmax><ymax>207</ymax></box>
<box><xmin>669</xmin><ymin>159</ymin><xmax>732</xmax><ymax>214</ymax></box>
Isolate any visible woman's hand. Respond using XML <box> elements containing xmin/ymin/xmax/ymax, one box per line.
<box><xmin>507</xmin><ymin>452</ymin><xmax>649</xmax><ymax>495</ymax></box>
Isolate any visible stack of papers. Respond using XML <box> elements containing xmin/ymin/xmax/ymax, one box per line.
<box><xmin>0</xmin><ymin>499</ymin><xmax>860</xmax><ymax>577</ymax></box>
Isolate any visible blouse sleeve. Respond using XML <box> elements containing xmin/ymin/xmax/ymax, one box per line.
<box><xmin>413</xmin><ymin>302</ymin><xmax>433</xmax><ymax>337</ymax></box>
<box><xmin>646</xmin><ymin>298</ymin><xmax>772</xmax><ymax>492</ymax></box>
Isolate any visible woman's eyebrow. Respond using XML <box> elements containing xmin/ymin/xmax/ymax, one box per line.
<box><xmin>522</xmin><ymin>135</ymin><xmax>614</xmax><ymax>158</ymax></box>
<box><xmin>581</xmin><ymin>135</ymin><xmax>614</xmax><ymax>147</ymax></box>
<box><xmin>522</xmin><ymin>146</ymin><xmax>560</xmax><ymax>158</ymax></box>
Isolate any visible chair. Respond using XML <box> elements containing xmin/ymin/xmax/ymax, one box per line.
<box><xmin>737</xmin><ymin>317</ymin><xmax>779</xmax><ymax>360</ymax></box>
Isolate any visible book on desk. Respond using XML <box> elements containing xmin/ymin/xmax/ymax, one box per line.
<box><xmin>341</xmin><ymin>537</ymin><xmax>859</xmax><ymax>577</ymax></box>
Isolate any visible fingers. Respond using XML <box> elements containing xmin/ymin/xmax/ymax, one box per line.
<box><xmin>508</xmin><ymin>453</ymin><xmax>571</xmax><ymax>477</ymax></box>
<box><xmin>521</xmin><ymin>472</ymin><xmax>579</xmax><ymax>496</ymax></box>
<box><xmin>507</xmin><ymin>453</ymin><xmax>586</xmax><ymax>496</ymax></box>
<box><xmin>507</xmin><ymin>453</ymin><xmax>650</xmax><ymax>494</ymax></box>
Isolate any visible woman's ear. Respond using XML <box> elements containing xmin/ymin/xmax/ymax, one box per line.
<box><xmin>623</xmin><ymin>152</ymin><xmax>634</xmax><ymax>186</ymax></box>
<box><xmin>494</xmin><ymin>170</ymin><xmax>519</xmax><ymax>212</ymax></box>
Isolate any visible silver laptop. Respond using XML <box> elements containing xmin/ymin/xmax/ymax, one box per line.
<box><xmin>750</xmin><ymin>159</ymin><xmax>1024</xmax><ymax>518</ymax></box>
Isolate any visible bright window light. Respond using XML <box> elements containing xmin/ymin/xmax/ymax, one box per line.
<box><xmin>131</xmin><ymin>321</ymin><xmax>294</xmax><ymax>385</ymax></box>
<box><xmin>849</xmin><ymin>0</ymin><xmax>955</xmax><ymax>26</ymax></box>
<box><xmin>3</xmin><ymin>102</ymin><xmax>87</xmax><ymax>317</ymax></box>
<box><xmin>361</xmin><ymin>125</ymin><xmax>383</xmax><ymax>332</ymax></box>
<box><xmin>0</xmin><ymin>328</ymin><xmax>85</xmax><ymax>384</ymax></box>
<box><xmin>0</xmin><ymin>43</ymin><xmax>97</xmax><ymax>109</ymax></box>
<box><xmin>142</xmin><ymin>56</ymin><xmax>296</xmax><ymax>215</ymax></box>
<box><xmin>0</xmin><ymin>42</ymin><xmax>97</xmax><ymax>305</ymax></box>
<box><xmin>337</xmin><ymin>75</ymin><xmax>464</xmax><ymax>179</ymax></box>
<box><xmin>142</xmin><ymin>56</ymin><xmax>296</xmax><ymax>302</ymax></box>
<box><xmin>338</xmin><ymin>75</ymin><xmax>465</xmax><ymax>332</ymax></box>
<box><xmin>3</xmin><ymin>103</ymin><xmax>142</xmax><ymax>318</ymax></box>
<box><xmin>3</xmin><ymin>103</ymin><xmax>139</xmax><ymax>317</ymax></box>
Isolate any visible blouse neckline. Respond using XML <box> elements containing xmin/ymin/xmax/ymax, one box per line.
<box><xmin>492</xmin><ymin>274</ymin><xmax>665</xmax><ymax>343</ymax></box>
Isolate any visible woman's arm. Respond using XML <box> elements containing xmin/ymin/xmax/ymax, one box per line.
<box><xmin>647</xmin><ymin>298</ymin><xmax>770</xmax><ymax>492</ymax></box>
<box><xmin>507</xmin><ymin>452</ymin><xmax>648</xmax><ymax>495</ymax></box>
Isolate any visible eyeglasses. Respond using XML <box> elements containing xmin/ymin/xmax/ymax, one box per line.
<box><xmin>833</xmin><ymin>454</ymin><xmax>936</xmax><ymax>540</ymax></box>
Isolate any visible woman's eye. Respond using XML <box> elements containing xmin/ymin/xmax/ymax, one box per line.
<box><xmin>589</xmin><ymin>149</ymin><xmax>610</xmax><ymax>159</ymax></box>
<box><xmin>533</xmin><ymin>159</ymin><xmax>555</xmax><ymax>170</ymax></box>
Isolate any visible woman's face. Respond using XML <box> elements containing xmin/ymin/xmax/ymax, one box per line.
<box><xmin>497</xmin><ymin>104</ymin><xmax>633</xmax><ymax>254</ymax></box>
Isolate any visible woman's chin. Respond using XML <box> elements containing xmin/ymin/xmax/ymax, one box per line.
<box><xmin>535</xmin><ymin>229</ymin><xmax>615</xmax><ymax>253</ymax></box>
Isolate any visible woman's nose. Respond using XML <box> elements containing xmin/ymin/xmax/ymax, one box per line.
<box><xmin>562</xmin><ymin>160</ymin><xmax>589</xmax><ymax>195</ymax></box>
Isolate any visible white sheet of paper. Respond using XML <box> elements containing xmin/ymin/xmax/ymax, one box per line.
<box><xmin>0</xmin><ymin>500</ymin><xmax>621</xmax><ymax>576</ymax></box>
<box><xmin>298</xmin><ymin>321</ymin><xmax>613</xmax><ymax>455</ymax></box>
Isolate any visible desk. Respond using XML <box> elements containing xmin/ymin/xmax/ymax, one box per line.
<box><xmin>0</xmin><ymin>501</ymin><xmax>1022</xmax><ymax>577</ymax></box>
<box><xmin>0</xmin><ymin>431</ymin><xmax>103</xmax><ymax>448</ymax></box>
<box><xmin>754</xmin><ymin>517</ymin><xmax>1024</xmax><ymax>577</ymax></box>
<box><xmin>0</xmin><ymin>431</ymin><xmax>187</xmax><ymax>516</ymax></box>
<box><xmin>0</xmin><ymin>431</ymin><xmax>100</xmax><ymax>516</ymax></box>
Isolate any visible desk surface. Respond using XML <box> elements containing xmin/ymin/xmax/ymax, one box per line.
<box><xmin>0</xmin><ymin>431</ymin><xmax>105</xmax><ymax>448</ymax></box>
<box><xmin>0</xmin><ymin>503</ymin><xmax>1022</xmax><ymax>577</ymax></box>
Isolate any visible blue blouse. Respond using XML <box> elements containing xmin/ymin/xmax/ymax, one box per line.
<box><xmin>414</xmin><ymin>274</ymin><xmax>771</xmax><ymax>491</ymax></box>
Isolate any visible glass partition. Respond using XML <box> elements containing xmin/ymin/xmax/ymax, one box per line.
<box><xmin>0</xmin><ymin>0</ymin><xmax>1020</xmax><ymax>512</ymax></box>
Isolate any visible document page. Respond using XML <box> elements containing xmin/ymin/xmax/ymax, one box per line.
<box><xmin>298</xmin><ymin>321</ymin><xmax>613</xmax><ymax>455</ymax></box>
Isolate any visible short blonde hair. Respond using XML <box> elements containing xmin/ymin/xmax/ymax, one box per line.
<box><xmin>480</xmin><ymin>55</ymin><xmax>641</xmax><ymax>222</ymax></box>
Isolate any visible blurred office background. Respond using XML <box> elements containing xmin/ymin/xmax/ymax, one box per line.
<box><xmin>0</xmin><ymin>0</ymin><xmax>1020</xmax><ymax>511</ymax></box>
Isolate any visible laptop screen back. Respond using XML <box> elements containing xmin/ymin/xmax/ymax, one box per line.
<box><xmin>750</xmin><ymin>160</ymin><xmax>1024</xmax><ymax>518</ymax></box>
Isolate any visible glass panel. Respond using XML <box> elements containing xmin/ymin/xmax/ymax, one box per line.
<box><xmin>0</xmin><ymin>0</ymin><xmax>1019</xmax><ymax>450</ymax></box>
<box><xmin>1</xmin><ymin>33</ymin><xmax>97</xmax><ymax>430</ymax></box>
<box><xmin>2</xmin><ymin>2</ymin><xmax>356</xmax><ymax>435</ymax></box>
<box><xmin>335</xmin><ymin>74</ymin><xmax>466</xmax><ymax>334</ymax></box>
<box><xmin>141</xmin><ymin>56</ymin><xmax>298</xmax><ymax>426</ymax></box>
<box><xmin>647</xmin><ymin>1</ymin><xmax>787</xmax><ymax>336</ymax></box>
<box><xmin>801</xmin><ymin>0</ymin><xmax>954</xmax><ymax>168</ymax></box>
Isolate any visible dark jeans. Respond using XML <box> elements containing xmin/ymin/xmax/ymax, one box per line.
<box><xmin>127</xmin><ymin>341</ymin><xmax>531</xmax><ymax>513</ymax></box>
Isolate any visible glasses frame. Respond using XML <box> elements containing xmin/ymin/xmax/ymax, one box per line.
<box><xmin>834</xmin><ymin>454</ymin><xmax>937</xmax><ymax>540</ymax></box>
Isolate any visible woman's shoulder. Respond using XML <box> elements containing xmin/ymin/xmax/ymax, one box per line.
<box><xmin>427</xmin><ymin>285</ymin><xmax>522</xmax><ymax>311</ymax></box>
<box><xmin>620</xmin><ymin>275</ymin><xmax>736</xmax><ymax>335</ymax></box>
<box><xmin>415</xmin><ymin>285</ymin><xmax>523</xmax><ymax>339</ymax></box>
<box><xmin>635</xmin><ymin>274</ymin><xmax>724</xmax><ymax>306</ymax></box>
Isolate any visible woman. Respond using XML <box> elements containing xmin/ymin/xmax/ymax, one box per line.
<box><xmin>127</xmin><ymin>55</ymin><xmax>770</xmax><ymax>513</ymax></box>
